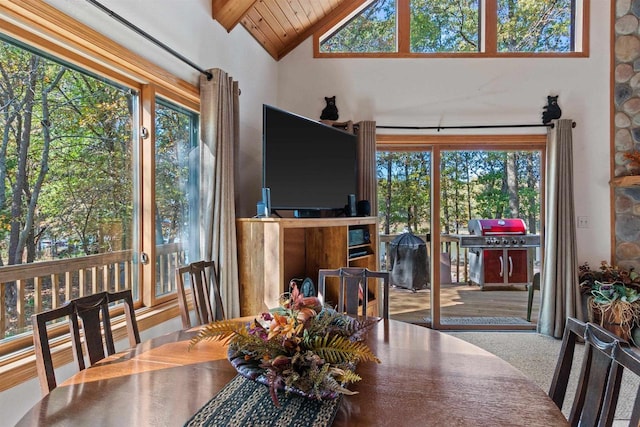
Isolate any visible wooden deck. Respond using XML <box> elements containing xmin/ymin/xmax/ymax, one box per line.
<box><xmin>389</xmin><ymin>282</ymin><xmax>540</xmax><ymax>330</ymax></box>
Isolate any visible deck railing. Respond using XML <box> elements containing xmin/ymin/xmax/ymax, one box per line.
<box><xmin>0</xmin><ymin>243</ymin><xmax>184</xmax><ymax>341</ymax></box>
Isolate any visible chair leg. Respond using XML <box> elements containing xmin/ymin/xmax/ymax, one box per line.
<box><xmin>527</xmin><ymin>284</ymin><xmax>534</xmax><ymax>322</ymax></box>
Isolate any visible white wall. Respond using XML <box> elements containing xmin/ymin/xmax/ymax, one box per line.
<box><xmin>277</xmin><ymin>0</ymin><xmax>611</xmax><ymax>268</ymax></box>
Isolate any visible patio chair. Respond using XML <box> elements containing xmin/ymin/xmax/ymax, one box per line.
<box><xmin>176</xmin><ymin>260</ymin><xmax>225</xmax><ymax>328</ymax></box>
<box><xmin>549</xmin><ymin>317</ymin><xmax>627</xmax><ymax>426</ymax></box>
<box><xmin>526</xmin><ymin>272</ymin><xmax>540</xmax><ymax>322</ymax></box>
<box><xmin>32</xmin><ymin>289</ymin><xmax>140</xmax><ymax>395</ymax></box>
<box><xmin>318</xmin><ymin>267</ymin><xmax>389</xmax><ymax>319</ymax></box>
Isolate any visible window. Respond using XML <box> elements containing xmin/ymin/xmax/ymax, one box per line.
<box><xmin>0</xmin><ymin>36</ymin><xmax>137</xmax><ymax>338</ymax></box>
<box><xmin>410</xmin><ymin>0</ymin><xmax>479</xmax><ymax>53</ymax></box>
<box><xmin>0</xmin><ymin>0</ymin><xmax>201</xmax><ymax>392</ymax></box>
<box><xmin>320</xmin><ymin>0</ymin><xmax>396</xmax><ymax>53</ymax></box>
<box><xmin>316</xmin><ymin>0</ymin><xmax>588</xmax><ymax>57</ymax></box>
<box><xmin>496</xmin><ymin>0</ymin><xmax>575</xmax><ymax>52</ymax></box>
<box><xmin>154</xmin><ymin>99</ymin><xmax>199</xmax><ymax>297</ymax></box>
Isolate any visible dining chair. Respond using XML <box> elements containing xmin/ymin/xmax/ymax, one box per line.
<box><xmin>610</xmin><ymin>342</ymin><xmax>640</xmax><ymax>426</ymax></box>
<box><xmin>176</xmin><ymin>260</ymin><xmax>225</xmax><ymax>328</ymax></box>
<box><xmin>317</xmin><ymin>267</ymin><xmax>389</xmax><ymax>319</ymax></box>
<box><xmin>32</xmin><ymin>289</ymin><xmax>140</xmax><ymax>395</ymax></box>
<box><xmin>549</xmin><ymin>317</ymin><xmax>627</xmax><ymax>426</ymax></box>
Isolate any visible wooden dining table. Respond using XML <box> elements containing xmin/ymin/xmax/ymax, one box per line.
<box><xmin>16</xmin><ymin>318</ymin><xmax>568</xmax><ymax>426</ymax></box>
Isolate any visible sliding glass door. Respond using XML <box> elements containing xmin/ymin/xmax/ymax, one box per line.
<box><xmin>377</xmin><ymin>135</ymin><xmax>545</xmax><ymax>330</ymax></box>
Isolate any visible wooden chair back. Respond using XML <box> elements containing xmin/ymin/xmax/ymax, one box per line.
<box><xmin>32</xmin><ymin>302</ymin><xmax>78</xmax><ymax>395</ymax></box>
<box><xmin>611</xmin><ymin>342</ymin><xmax>640</xmax><ymax>426</ymax></box>
<box><xmin>549</xmin><ymin>317</ymin><xmax>627</xmax><ymax>426</ymax></box>
<box><xmin>176</xmin><ymin>260</ymin><xmax>224</xmax><ymax>328</ymax></box>
<box><xmin>318</xmin><ymin>267</ymin><xmax>389</xmax><ymax>319</ymax></box>
<box><xmin>32</xmin><ymin>289</ymin><xmax>140</xmax><ymax>395</ymax></box>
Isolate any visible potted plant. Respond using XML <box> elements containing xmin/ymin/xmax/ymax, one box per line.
<box><xmin>579</xmin><ymin>261</ymin><xmax>640</xmax><ymax>344</ymax></box>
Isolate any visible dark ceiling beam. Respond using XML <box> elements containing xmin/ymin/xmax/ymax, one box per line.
<box><xmin>212</xmin><ymin>0</ymin><xmax>258</xmax><ymax>32</ymax></box>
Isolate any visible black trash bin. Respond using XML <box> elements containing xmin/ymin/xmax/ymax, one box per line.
<box><xmin>388</xmin><ymin>232</ymin><xmax>429</xmax><ymax>291</ymax></box>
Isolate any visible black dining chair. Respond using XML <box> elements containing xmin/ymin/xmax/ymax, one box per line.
<box><xmin>610</xmin><ymin>342</ymin><xmax>640</xmax><ymax>426</ymax></box>
<box><xmin>32</xmin><ymin>289</ymin><xmax>140</xmax><ymax>395</ymax></box>
<box><xmin>549</xmin><ymin>317</ymin><xmax>627</xmax><ymax>426</ymax></box>
<box><xmin>176</xmin><ymin>260</ymin><xmax>225</xmax><ymax>328</ymax></box>
<box><xmin>318</xmin><ymin>267</ymin><xmax>389</xmax><ymax>319</ymax></box>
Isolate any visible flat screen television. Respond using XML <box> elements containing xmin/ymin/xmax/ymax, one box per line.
<box><xmin>263</xmin><ymin>104</ymin><xmax>357</xmax><ymax>215</ymax></box>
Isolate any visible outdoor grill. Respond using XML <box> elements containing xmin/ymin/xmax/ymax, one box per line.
<box><xmin>458</xmin><ymin>218</ymin><xmax>540</xmax><ymax>289</ymax></box>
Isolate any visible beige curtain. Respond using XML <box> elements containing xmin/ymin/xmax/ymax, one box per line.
<box><xmin>356</xmin><ymin>121</ymin><xmax>377</xmax><ymax>216</ymax></box>
<box><xmin>199</xmin><ymin>68</ymin><xmax>240</xmax><ymax>319</ymax></box>
<box><xmin>538</xmin><ymin>119</ymin><xmax>582</xmax><ymax>338</ymax></box>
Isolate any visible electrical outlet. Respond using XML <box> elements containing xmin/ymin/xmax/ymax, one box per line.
<box><xmin>577</xmin><ymin>216</ymin><xmax>589</xmax><ymax>228</ymax></box>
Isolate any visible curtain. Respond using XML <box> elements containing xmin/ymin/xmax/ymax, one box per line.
<box><xmin>538</xmin><ymin>119</ymin><xmax>582</xmax><ymax>338</ymax></box>
<box><xmin>199</xmin><ymin>68</ymin><xmax>240</xmax><ymax>319</ymax></box>
<box><xmin>356</xmin><ymin>121</ymin><xmax>377</xmax><ymax>216</ymax></box>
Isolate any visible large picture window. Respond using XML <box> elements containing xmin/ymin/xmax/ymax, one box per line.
<box><xmin>0</xmin><ymin>36</ymin><xmax>137</xmax><ymax>338</ymax></box>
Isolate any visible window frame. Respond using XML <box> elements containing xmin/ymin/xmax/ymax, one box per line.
<box><xmin>314</xmin><ymin>0</ymin><xmax>590</xmax><ymax>58</ymax></box>
<box><xmin>0</xmin><ymin>0</ymin><xmax>199</xmax><ymax>391</ymax></box>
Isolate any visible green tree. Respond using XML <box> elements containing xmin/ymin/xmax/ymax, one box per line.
<box><xmin>321</xmin><ymin>0</ymin><xmax>396</xmax><ymax>53</ymax></box>
<box><xmin>497</xmin><ymin>0</ymin><xmax>572</xmax><ymax>52</ymax></box>
<box><xmin>410</xmin><ymin>0</ymin><xmax>479</xmax><ymax>53</ymax></box>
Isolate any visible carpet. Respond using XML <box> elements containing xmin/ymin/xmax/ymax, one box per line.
<box><xmin>446</xmin><ymin>331</ymin><xmax>639</xmax><ymax>424</ymax></box>
<box><xmin>424</xmin><ymin>316</ymin><xmax>532</xmax><ymax>325</ymax></box>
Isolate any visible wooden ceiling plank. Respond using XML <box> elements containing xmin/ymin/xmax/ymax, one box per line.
<box><xmin>283</xmin><ymin>0</ymin><xmax>312</xmax><ymax>28</ymax></box>
<box><xmin>212</xmin><ymin>0</ymin><xmax>258</xmax><ymax>31</ymax></box>
<box><xmin>240</xmin><ymin>14</ymin><xmax>280</xmax><ymax>59</ymax></box>
<box><xmin>245</xmin><ymin>7</ymin><xmax>286</xmax><ymax>54</ymax></box>
<box><xmin>310</xmin><ymin>0</ymin><xmax>330</xmax><ymax>16</ymax></box>
<box><xmin>270</xmin><ymin>0</ymin><xmax>302</xmax><ymax>33</ymax></box>
<box><xmin>263</xmin><ymin>0</ymin><xmax>301</xmax><ymax>37</ymax></box>
<box><xmin>254</xmin><ymin>0</ymin><xmax>292</xmax><ymax>43</ymax></box>
<box><xmin>293</xmin><ymin>0</ymin><xmax>315</xmax><ymax>23</ymax></box>
<box><xmin>276</xmin><ymin>0</ymin><xmax>370</xmax><ymax>59</ymax></box>
<box><xmin>307</xmin><ymin>0</ymin><xmax>327</xmax><ymax>22</ymax></box>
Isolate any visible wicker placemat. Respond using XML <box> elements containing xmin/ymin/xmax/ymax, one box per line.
<box><xmin>184</xmin><ymin>375</ymin><xmax>342</xmax><ymax>427</ymax></box>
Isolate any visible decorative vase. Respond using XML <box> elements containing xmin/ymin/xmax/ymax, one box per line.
<box><xmin>588</xmin><ymin>298</ymin><xmax>633</xmax><ymax>341</ymax></box>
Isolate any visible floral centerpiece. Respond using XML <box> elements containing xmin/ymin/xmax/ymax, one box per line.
<box><xmin>189</xmin><ymin>286</ymin><xmax>380</xmax><ymax>406</ymax></box>
<box><xmin>579</xmin><ymin>261</ymin><xmax>640</xmax><ymax>343</ymax></box>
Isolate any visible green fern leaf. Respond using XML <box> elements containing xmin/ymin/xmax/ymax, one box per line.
<box><xmin>309</xmin><ymin>334</ymin><xmax>380</xmax><ymax>364</ymax></box>
<box><xmin>188</xmin><ymin>320</ymin><xmax>246</xmax><ymax>349</ymax></box>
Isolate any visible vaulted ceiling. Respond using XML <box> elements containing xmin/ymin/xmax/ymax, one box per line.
<box><xmin>212</xmin><ymin>0</ymin><xmax>369</xmax><ymax>60</ymax></box>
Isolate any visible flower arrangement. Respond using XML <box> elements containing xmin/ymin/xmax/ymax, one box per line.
<box><xmin>189</xmin><ymin>286</ymin><xmax>380</xmax><ymax>406</ymax></box>
<box><xmin>579</xmin><ymin>261</ymin><xmax>640</xmax><ymax>343</ymax></box>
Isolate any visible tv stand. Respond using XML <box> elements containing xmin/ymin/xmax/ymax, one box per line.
<box><xmin>294</xmin><ymin>209</ymin><xmax>321</xmax><ymax>218</ymax></box>
<box><xmin>236</xmin><ymin>217</ymin><xmax>379</xmax><ymax>316</ymax></box>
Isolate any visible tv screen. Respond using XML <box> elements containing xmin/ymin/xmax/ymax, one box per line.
<box><xmin>263</xmin><ymin>105</ymin><xmax>357</xmax><ymax>213</ymax></box>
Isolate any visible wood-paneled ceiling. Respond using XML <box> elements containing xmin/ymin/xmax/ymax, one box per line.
<box><xmin>212</xmin><ymin>0</ymin><xmax>369</xmax><ymax>60</ymax></box>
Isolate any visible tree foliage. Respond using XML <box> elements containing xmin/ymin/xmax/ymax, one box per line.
<box><xmin>377</xmin><ymin>150</ymin><xmax>541</xmax><ymax>236</ymax></box>
<box><xmin>497</xmin><ymin>0</ymin><xmax>573</xmax><ymax>52</ymax></box>
<box><xmin>320</xmin><ymin>0</ymin><xmax>396</xmax><ymax>53</ymax></box>
<box><xmin>320</xmin><ymin>0</ymin><xmax>575</xmax><ymax>54</ymax></box>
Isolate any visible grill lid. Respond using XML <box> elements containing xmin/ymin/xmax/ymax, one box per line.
<box><xmin>468</xmin><ymin>218</ymin><xmax>527</xmax><ymax>235</ymax></box>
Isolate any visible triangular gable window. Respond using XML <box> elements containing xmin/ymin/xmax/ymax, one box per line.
<box><xmin>319</xmin><ymin>0</ymin><xmax>396</xmax><ymax>53</ymax></box>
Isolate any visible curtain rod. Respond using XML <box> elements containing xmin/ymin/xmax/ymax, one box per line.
<box><xmin>377</xmin><ymin>122</ymin><xmax>576</xmax><ymax>131</ymax></box>
<box><xmin>85</xmin><ymin>0</ymin><xmax>213</xmax><ymax>80</ymax></box>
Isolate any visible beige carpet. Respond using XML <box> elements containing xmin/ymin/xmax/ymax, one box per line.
<box><xmin>446</xmin><ymin>331</ymin><xmax>639</xmax><ymax>425</ymax></box>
